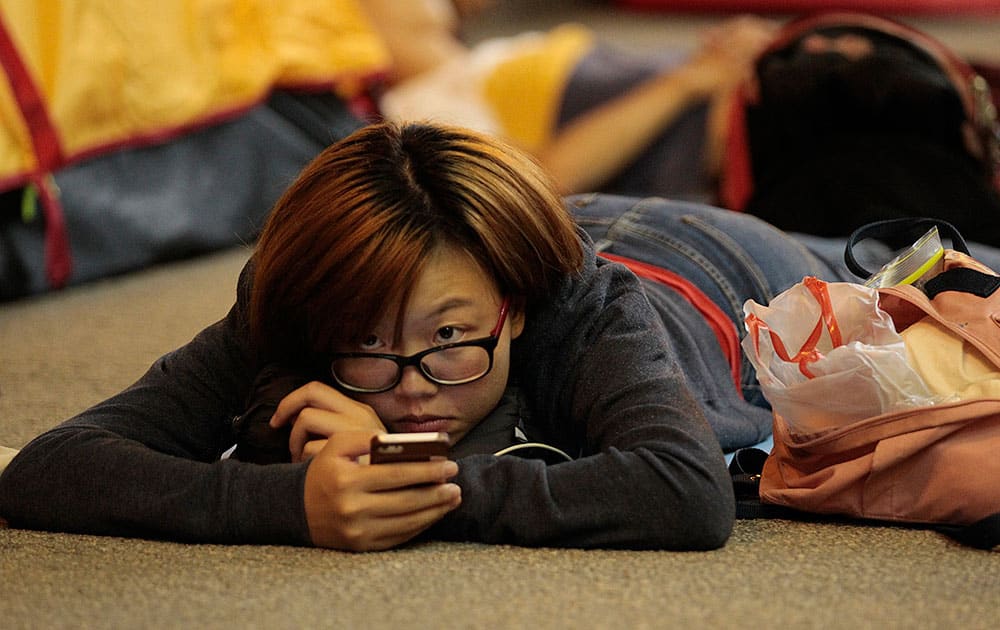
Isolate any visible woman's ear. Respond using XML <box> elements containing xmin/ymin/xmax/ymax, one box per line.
<box><xmin>510</xmin><ymin>306</ymin><xmax>526</xmax><ymax>340</ymax></box>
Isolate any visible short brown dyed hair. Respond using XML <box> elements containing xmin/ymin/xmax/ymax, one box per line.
<box><xmin>249</xmin><ymin>121</ymin><xmax>584</xmax><ymax>366</ymax></box>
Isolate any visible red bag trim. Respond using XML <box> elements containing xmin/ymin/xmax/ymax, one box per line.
<box><xmin>0</xmin><ymin>12</ymin><xmax>64</xmax><ymax>170</ymax></box>
<box><xmin>0</xmin><ymin>11</ymin><xmax>71</xmax><ymax>288</ymax></box>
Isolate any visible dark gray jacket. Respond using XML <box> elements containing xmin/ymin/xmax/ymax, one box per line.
<box><xmin>0</xmin><ymin>233</ymin><xmax>734</xmax><ymax>550</ymax></box>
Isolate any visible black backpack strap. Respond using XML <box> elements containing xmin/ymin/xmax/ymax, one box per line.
<box><xmin>923</xmin><ymin>266</ymin><xmax>1000</xmax><ymax>299</ymax></box>
<box><xmin>936</xmin><ymin>512</ymin><xmax>1000</xmax><ymax>550</ymax></box>
<box><xmin>730</xmin><ymin>448</ymin><xmax>786</xmax><ymax>519</ymax></box>
<box><xmin>844</xmin><ymin>217</ymin><xmax>970</xmax><ymax>279</ymax></box>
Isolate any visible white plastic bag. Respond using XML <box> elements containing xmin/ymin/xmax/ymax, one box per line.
<box><xmin>742</xmin><ymin>276</ymin><xmax>941</xmax><ymax>435</ymax></box>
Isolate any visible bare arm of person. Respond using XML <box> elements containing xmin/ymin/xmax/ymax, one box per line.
<box><xmin>537</xmin><ymin>16</ymin><xmax>776</xmax><ymax>194</ymax></box>
<box><xmin>358</xmin><ymin>0</ymin><xmax>469</xmax><ymax>81</ymax></box>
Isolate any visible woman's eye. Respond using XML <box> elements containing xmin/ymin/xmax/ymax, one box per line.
<box><xmin>360</xmin><ymin>334</ymin><xmax>382</xmax><ymax>350</ymax></box>
<box><xmin>435</xmin><ymin>326</ymin><xmax>459</xmax><ymax>343</ymax></box>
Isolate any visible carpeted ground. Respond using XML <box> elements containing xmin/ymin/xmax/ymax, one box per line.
<box><xmin>2</xmin><ymin>3</ymin><xmax>999</xmax><ymax>628</ymax></box>
<box><xmin>1</xmin><ymin>518</ymin><xmax>996</xmax><ymax>629</ymax></box>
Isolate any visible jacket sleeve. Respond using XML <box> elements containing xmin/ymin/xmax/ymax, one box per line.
<box><xmin>428</xmin><ymin>258</ymin><xmax>735</xmax><ymax>550</ymax></box>
<box><xmin>0</xmin><ymin>264</ymin><xmax>313</xmax><ymax>545</ymax></box>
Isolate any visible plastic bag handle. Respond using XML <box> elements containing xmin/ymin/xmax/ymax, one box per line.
<box><xmin>744</xmin><ymin>277</ymin><xmax>842</xmax><ymax>378</ymax></box>
<box><xmin>844</xmin><ymin>218</ymin><xmax>971</xmax><ymax>279</ymax></box>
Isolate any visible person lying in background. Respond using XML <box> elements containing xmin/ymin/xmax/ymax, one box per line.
<box><xmin>0</xmin><ymin>122</ymin><xmax>862</xmax><ymax>552</ymax></box>
<box><xmin>720</xmin><ymin>12</ymin><xmax>1000</xmax><ymax>245</ymax></box>
<box><xmin>360</xmin><ymin>2</ymin><xmax>1000</xmax><ymax>245</ymax></box>
<box><xmin>360</xmin><ymin>0</ymin><xmax>777</xmax><ymax>200</ymax></box>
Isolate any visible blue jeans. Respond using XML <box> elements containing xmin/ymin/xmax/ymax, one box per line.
<box><xmin>569</xmin><ymin>194</ymin><xmax>1000</xmax><ymax>450</ymax></box>
<box><xmin>569</xmin><ymin>194</ymin><xmax>857</xmax><ymax>450</ymax></box>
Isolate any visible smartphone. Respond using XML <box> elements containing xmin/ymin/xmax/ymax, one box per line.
<box><xmin>369</xmin><ymin>432</ymin><xmax>450</xmax><ymax>464</ymax></box>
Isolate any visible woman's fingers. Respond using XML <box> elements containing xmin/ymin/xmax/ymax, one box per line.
<box><xmin>268</xmin><ymin>381</ymin><xmax>386</xmax><ymax>461</ymax></box>
<box><xmin>360</xmin><ymin>479</ymin><xmax>462</xmax><ymax>517</ymax></box>
<box><xmin>360</xmin><ymin>494</ymin><xmax>464</xmax><ymax>551</ymax></box>
<box><xmin>303</xmin><ymin>433</ymin><xmax>462</xmax><ymax>551</ymax></box>
<box><xmin>322</xmin><ymin>430</ymin><xmax>380</xmax><ymax>460</ymax></box>
<box><xmin>288</xmin><ymin>407</ymin><xmax>342</xmax><ymax>461</ymax></box>
<box><xmin>301</xmin><ymin>438</ymin><xmax>329</xmax><ymax>461</ymax></box>
<box><xmin>326</xmin><ymin>480</ymin><xmax>462</xmax><ymax>551</ymax></box>
<box><xmin>270</xmin><ymin>381</ymin><xmax>384</xmax><ymax>431</ymax></box>
<box><xmin>361</xmin><ymin>458</ymin><xmax>460</xmax><ymax>492</ymax></box>
<box><xmin>288</xmin><ymin>405</ymin><xmax>388</xmax><ymax>461</ymax></box>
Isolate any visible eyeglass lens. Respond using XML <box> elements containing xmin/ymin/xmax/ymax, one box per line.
<box><xmin>332</xmin><ymin>345</ymin><xmax>492</xmax><ymax>391</ymax></box>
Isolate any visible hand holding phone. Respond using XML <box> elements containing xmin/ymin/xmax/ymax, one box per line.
<box><xmin>303</xmin><ymin>432</ymin><xmax>460</xmax><ymax>551</ymax></box>
<box><xmin>369</xmin><ymin>432</ymin><xmax>450</xmax><ymax>464</ymax></box>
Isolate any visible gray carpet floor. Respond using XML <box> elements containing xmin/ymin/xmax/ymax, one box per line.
<box><xmin>3</xmin><ymin>2</ymin><xmax>1000</xmax><ymax>628</ymax></box>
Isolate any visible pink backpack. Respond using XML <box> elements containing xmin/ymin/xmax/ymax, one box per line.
<box><xmin>734</xmin><ymin>219</ymin><xmax>1000</xmax><ymax>549</ymax></box>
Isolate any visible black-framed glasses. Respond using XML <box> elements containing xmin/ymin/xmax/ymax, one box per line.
<box><xmin>329</xmin><ymin>297</ymin><xmax>510</xmax><ymax>393</ymax></box>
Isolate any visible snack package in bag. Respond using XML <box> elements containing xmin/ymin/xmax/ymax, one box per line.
<box><xmin>742</xmin><ymin>277</ymin><xmax>942</xmax><ymax>435</ymax></box>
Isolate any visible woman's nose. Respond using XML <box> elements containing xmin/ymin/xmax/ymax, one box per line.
<box><xmin>394</xmin><ymin>364</ymin><xmax>439</xmax><ymax>397</ymax></box>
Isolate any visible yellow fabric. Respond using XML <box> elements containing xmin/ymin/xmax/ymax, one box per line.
<box><xmin>482</xmin><ymin>23</ymin><xmax>593</xmax><ymax>153</ymax></box>
<box><xmin>0</xmin><ymin>64</ymin><xmax>33</xmax><ymax>178</ymax></box>
<box><xmin>0</xmin><ymin>0</ymin><xmax>390</xmax><ymax>181</ymax></box>
<box><xmin>0</xmin><ymin>445</ymin><xmax>17</xmax><ymax>474</ymax></box>
<box><xmin>901</xmin><ymin>316</ymin><xmax>1000</xmax><ymax>400</ymax></box>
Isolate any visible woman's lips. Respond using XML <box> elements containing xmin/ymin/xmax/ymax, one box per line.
<box><xmin>392</xmin><ymin>417</ymin><xmax>451</xmax><ymax>434</ymax></box>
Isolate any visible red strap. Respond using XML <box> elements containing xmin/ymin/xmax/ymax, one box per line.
<box><xmin>744</xmin><ymin>277</ymin><xmax>842</xmax><ymax>378</ymax></box>
<box><xmin>0</xmin><ymin>11</ymin><xmax>72</xmax><ymax>288</ymax></box>
<box><xmin>34</xmin><ymin>176</ymin><xmax>72</xmax><ymax>288</ymax></box>
<box><xmin>599</xmin><ymin>252</ymin><xmax>742</xmax><ymax>393</ymax></box>
<box><xmin>718</xmin><ymin>83</ymin><xmax>754</xmax><ymax>211</ymax></box>
<box><xmin>0</xmin><ymin>12</ymin><xmax>64</xmax><ymax>170</ymax></box>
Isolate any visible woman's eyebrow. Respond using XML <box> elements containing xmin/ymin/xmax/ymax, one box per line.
<box><xmin>420</xmin><ymin>295</ymin><xmax>500</xmax><ymax>321</ymax></box>
<box><xmin>423</xmin><ymin>296</ymin><xmax>481</xmax><ymax>320</ymax></box>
